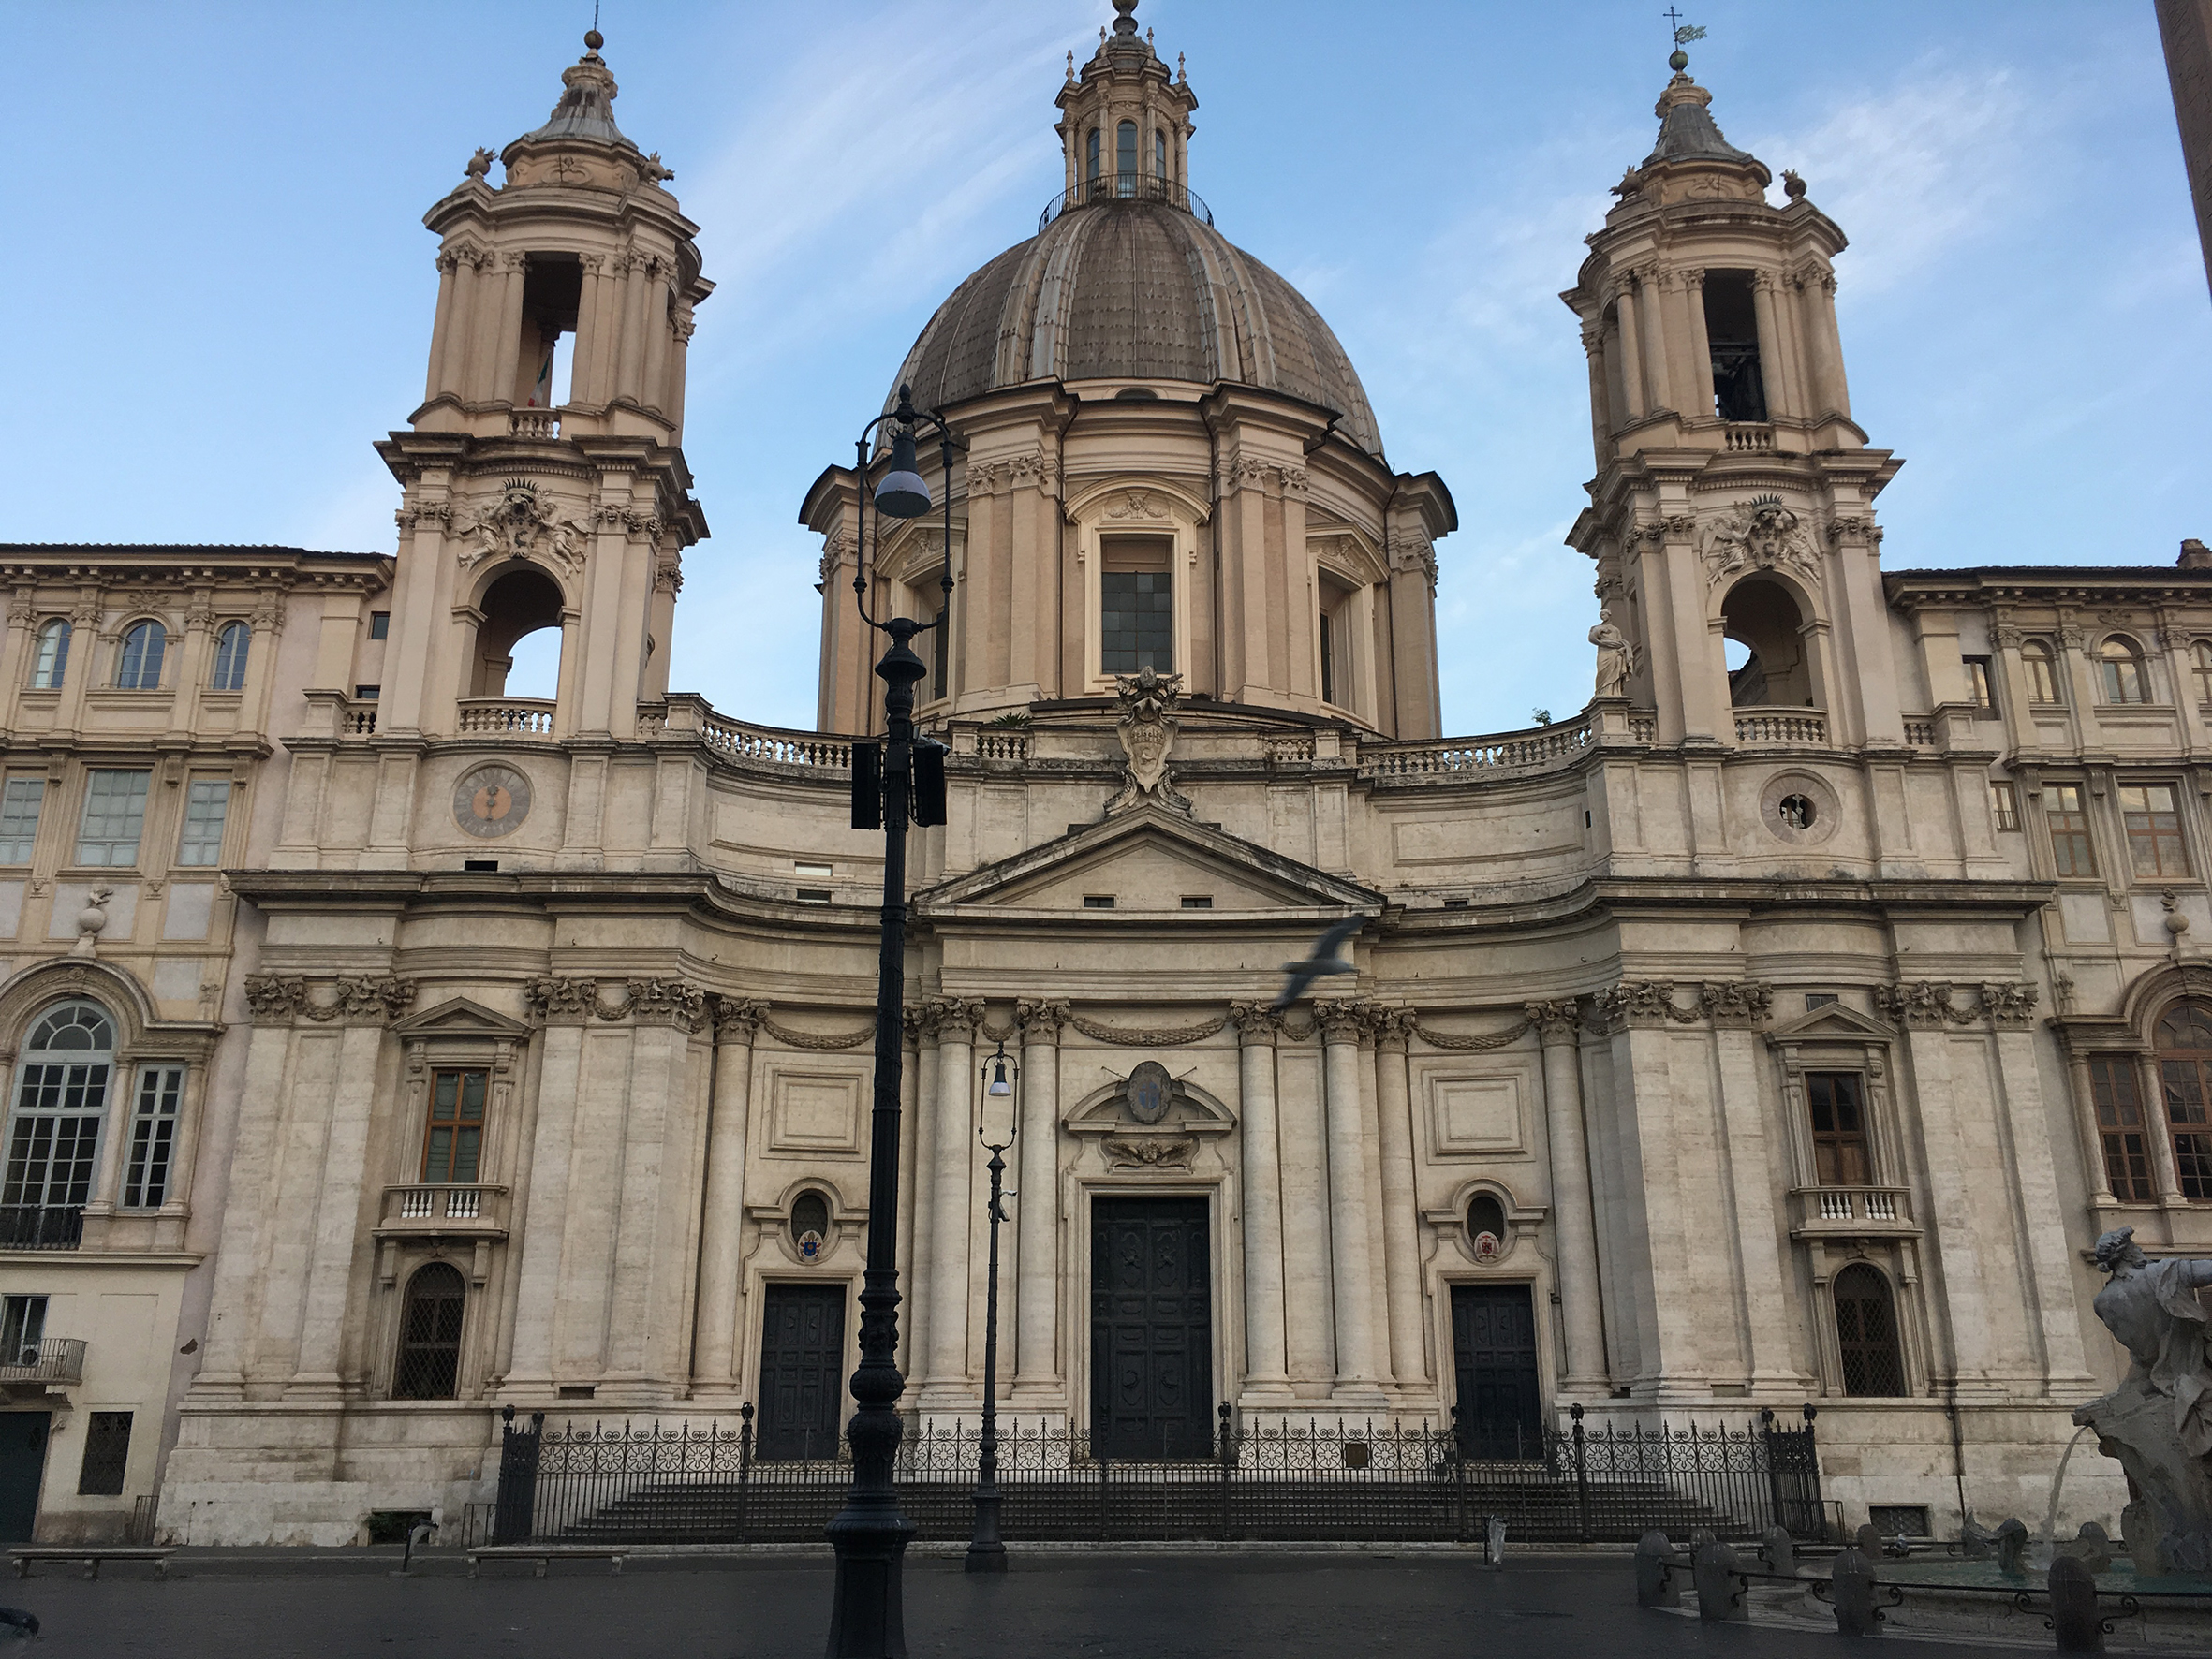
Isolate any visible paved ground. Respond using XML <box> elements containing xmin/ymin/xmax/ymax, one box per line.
<box><xmin>3</xmin><ymin>1549</ymin><xmax>2057</xmax><ymax>1658</ymax></box>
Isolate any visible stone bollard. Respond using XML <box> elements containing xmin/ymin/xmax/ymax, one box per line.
<box><xmin>1831</xmin><ymin>1546</ymin><xmax>1880</xmax><ymax>1638</ymax></box>
<box><xmin>2047</xmin><ymin>1552</ymin><xmax>2102</xmax><ymax>1653</ymax></box>
<box><xmin>1761</xmin><ymin>1524</ymin><xmax>1796</xmax><ymax>1578</ymax></box>
<box><xmin>1692</xmin><ymin>1537</ymin><xmax>1749</xmax><ymax>1623</ymax></box>
<box><xmin>1486</xmin><ymin>1514</ymin><xmax>1507</xmax><ymax>1571</ymax></box>
<box><xmin>1634</xmin><ymin>1531</ymin><xmax>1680</xmax><ymax>1608</ymax></box>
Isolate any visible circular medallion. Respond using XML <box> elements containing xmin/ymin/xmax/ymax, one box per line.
<box><xmin>1126</xmin><ymin>1060</ymin><xmax>1173</xmax><ymax>1124</ymax></box>
<box><xmin>1759</xmin><ymin>771</ymin><xmax>1839</xmax><ymax>846</ymax></box>
<box><xmin>453</xmin><ymin>763</ymin><xmax>532</xmax><ymax>839</ymax></box>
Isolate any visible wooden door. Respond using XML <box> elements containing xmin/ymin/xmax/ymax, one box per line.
<box><xmin>755</xmin><ymin>1285</ymin><xmax>847</xmax><ymax>1461</ymax></box>
<box><xmin>1450</xmin><ymin>1285</ymin><xmax>1541</xmax><ymax>1459</ymax></box>
<box><xmin>1090</xmin><ymin>1197</ymin><xmax>1212</xmax><ymax>1460</ymax></box>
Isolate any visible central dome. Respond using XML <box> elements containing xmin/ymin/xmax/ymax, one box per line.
<box><xmin>885</xmin><ymin>196</ymin><xmax>1385</xmax><ymax>459</ymax></box>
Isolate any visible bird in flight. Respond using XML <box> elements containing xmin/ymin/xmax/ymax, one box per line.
<box><xmin>1271</xmin><ymin>916</ymin><xmax>1363</xmax><ymax>1011</ymax></box>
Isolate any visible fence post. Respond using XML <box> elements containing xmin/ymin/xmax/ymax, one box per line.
<box><xmin>1450</xmin><ymin>1405</ymin><xmax>1468</xmax><ymax>1543</ymax></box>
<box><xmin>1217</xmin><ymin>1402</ymin><xmax>1233</xmax><ymax>1542</ymax></box>
<box><xmin>1571</xmin><ymin>1403</ymin><xmax>1591</xmax><ymax>1544</ymax></box>
<box><xmin>737</xmin><ymin>1402</ymin><xmax>754</xmax><ymax>1546</ymax></box>
<box><xmin>1098</xmin><ymin>1439</ymin><xmax>1111</xmax><ymax>1543</ymax></box>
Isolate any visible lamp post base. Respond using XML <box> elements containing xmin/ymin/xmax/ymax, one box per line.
<box><xmin>964</xmin><ymin>1486</ymin><xmax>1007</xmax><ymax>1574</ymax></box>
<box><xmin>825</xmin><ymin>1505</ymin><xmax>917</xmax><ymax>1658</ymax></box>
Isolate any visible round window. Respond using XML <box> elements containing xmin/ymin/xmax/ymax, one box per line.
<box><xmin>1777</xmin><ymin>794</ymin><xmax>1817</xmax><ymax>830</ymax></box>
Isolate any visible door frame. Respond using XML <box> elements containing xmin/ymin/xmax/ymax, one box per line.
<box><xmin>1071</xmin><ymin>1178</ymin><xmax>1231</xmax><ymax>1450</ymax></box>
<box><xmin>745</xmin><ymin>1275</ymin><xmax>858</xmax><ymax>1440</ymax></box>
<box><xmin>1433</xmin><ymin>1270</ymin><xmax>1559</xmax><ymax>1431</ymax></box>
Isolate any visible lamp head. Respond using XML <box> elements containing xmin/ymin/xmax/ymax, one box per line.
<box><xmin>874</xmin><ymin>384</ymin><xmax>933</xmax><ymax>519</ymax></box>
<box><xmin>987</xmin><ymin>1054</ymin><xmax>1012</xmax><ymax>1097</ymax></box>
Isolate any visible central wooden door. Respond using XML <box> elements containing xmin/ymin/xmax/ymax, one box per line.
<box><xmin>1450</xmin><ymin>1285</ymin><xmax>1542</xmax><ymax>1459</ymax></box>
<box><xmin>1090</xmin><ymin>1196</ymin><xmax>1212</xmax><ymax>1460</ymax></box>
<box><xmin>755</xmin><ymin>1285</ymin><xmax>846</xmax><ymax>1461</ymax></box>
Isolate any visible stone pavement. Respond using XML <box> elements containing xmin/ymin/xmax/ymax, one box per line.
<box><xmin>5</xmin><ymin>1548</ymin><xmax>2055</xmax><ymax>1658</ymax></box>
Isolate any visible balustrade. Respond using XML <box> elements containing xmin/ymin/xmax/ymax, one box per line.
<box><xmin>1788</xmin><ymin>1186</ymin><xmax>1914</xmax><ymax>1239</ymax></box>
<box><xmin>1733</xmin><ymin>708</ymin><xmax>1827</xmax><ymax>745</ymax></box>
<box><xmin>379</xmin><ymin>1184</ymin><xmax>509</xmax><ymax>1236</ymax></box>
<box><xmin>509</xmin><ymin>409</ymin><xmax>560</xmax><ymax>439</ymax></box>
<box><xmin>1363</xmin><ymin>715</ymin><xmax>1593</xmax><ymax>779</ymax></box>
<box><xmin>458</xmin><ymin>697</ymin><xmax>556</xmax><ymax>737</ymax></box>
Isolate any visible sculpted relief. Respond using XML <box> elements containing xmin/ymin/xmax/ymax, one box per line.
<box><xmin>451</xmin><ymin>479</ymin><xmax>593</xmax><ymax>577</ymax></box>
<box><xmin>1696</xmin><ymin>495</ymin><xmax>1821</xmax><ymax>589</ymax></box>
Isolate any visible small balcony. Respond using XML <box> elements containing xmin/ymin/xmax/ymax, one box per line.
<box><xmin>1789</xmin><ymin>1185</ymin><xmax>1918</xmax><ymax>1241</ymax></box>
<box><xmin>376</xmin><ymin>1185</ymin><xmax>509</xmax><ymax>1241</ymax></box>
<box><xmin>457</xmin><ymin>698</ymin><xmax>556</xmax><ymax>738</ymax></box>
<box><xmin>0</xmin><ymin>1339</ymin><xmax>85</xmax><ymax>1391</ymax></box>
<box><xmin>1733</xmin><ymin>707</ymin><xmax>1827</xmax><ymax>746</ymax></box>
<box><xmin>0</xmin><ymin>1206</ymin><xmax>82</xmax><ymax>1252</ymax></box>
<box><xmin>509</xmin><ymin>409</ymin><xmax>560</xmax><ymax>440</ymax></box>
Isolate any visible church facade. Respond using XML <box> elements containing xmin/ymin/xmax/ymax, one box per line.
<box><xmin>0</xmin><ymin>10</ymin><xmax>2202</xmax><ymax>1545</ymax></box>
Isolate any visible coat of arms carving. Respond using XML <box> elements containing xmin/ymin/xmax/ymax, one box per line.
<box><xmin>1696</xmin><ymin>495</ymin><xmax>1821</xmax><ymax>588</ymax></box>
<box><xmin>1105</xmin><ymin>667</ymin><xmax>1192</xmax><ymax>816</ymax></box>
<box><xmin>451</xmin><ymin>478</ymin><xmax>592</xmax><ymax>577</ymax></box>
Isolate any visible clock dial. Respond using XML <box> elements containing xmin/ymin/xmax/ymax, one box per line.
<box><xmin>453</xmin><ymin>764</ymin><xmax>532</xmax><ymax>838</ymax></box>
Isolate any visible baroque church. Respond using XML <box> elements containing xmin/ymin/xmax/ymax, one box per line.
<box><xmin>0</xmin><ymin>7</ymin><xmax>2204</xmax><ymax>1545</ymax></box>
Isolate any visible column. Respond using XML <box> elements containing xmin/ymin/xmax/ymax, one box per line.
<box><xmin>289</xmin><ymin>1020</ymin><xmax>390</xmax><ymax>1394</ymax></box>
<box><xmin>691</xmin><ymin>998</ymin><xmax>761</xmax><ymax>1394</ymax></box>
<box><xmin>1706</xmin><ymin>999</ymin><xmax>1800</xmax><ymax>1391</ymax></box>
<box><xmin>614</xmin><ymin>250</ymin><xmax>650</xmax><ymax>404</ymax></box>
<box><xmin>568</xmin><ymin>254</ymin><xmax>607</xmax><ymax>406</ymax></box>
<box><xmin>2136</xmin><ymin>1052</ymin><xmax>2185</xmax><ymax>1203</ymax></box>
<box><xmin>1012</xmin><ymin>1000</ymin><xmax>1066</xmax><ymax>1401</ymax></box>
<box><xmin>439</xmin><ymin>251</ymin><xmax>482</xmax><ymax>402</ymax></box>
<box><xmin>507</xmin><ymin>1018</ymin><xmax>586</xmax><ymax>1386</ymax></box>
<box><xmin>1233</xmin><ymin>1005</ymin><xmax>1292</xmax><ymax>1397</ymax></box>
<box><xmin>1634</xmin><ymin>267</ymin><xmax>1671</xmax><ymax>412</ymax></box>
<box><xmin>894</xmin><ymin>1007</ymin><xmax>925</xmax><ymax>1379</ymax></box>
<box><xmin>188</xmin><ymin>1017</ymin><xmax>297</xmax><ymax>1394</ymax></box>
<box><xmin>491</xmin><ymin>252</ymin><xmax>528</xmax><ymax>407</ymax></box>
<box><xmin>2062</xmin><ymin>1046</ymin><xmax>2115</xmax><ymax>1206</ymax></box>
<box><xmin>1989</xmin><ymin>1011</ymin><xmax>2092</xmax><ymax>1382</ymax></box>
<box><xmin>1371</xmin><ymin>1009</ymin><xmax>1428</xmax><ymax>1391</ymax></box>
<box><xmin>923</xmin><ymin>998</ymin><xmax>980</xmax><ymax>1402</ymax></box>
<box><xmin>641</xmin><ymin>258</ymin><xmax>672</xmax><ymax>416</ymax></box>
<box><xmin>1684</xmin><ymin>271</ymin><xmax>1716</xmax><ymax>420</ymax></box>
<box><xmin>422</xmin><ymin>251</ymin><xmax>458</xmax><ymax>404</ymax></box>
<box><xmin>1613</xmin><ymin>282</ymin><xmax>1647</xmax><ymax>420</ymax></box>
<box><xmin>1580</xmin><ymin>325</ymin><xmax>1613</xmax><ymax>459</ymax></box>
<box><xmin>1275</xmin><ymin>1026</ymin><xmax>1335</xmax><ymax>1393</ymax></box>
<box><xmin>1319</xmin><ymin>1004</ymin><xmax>1384</xmax><ymax>1402</ymax></box>
<box><xmin>1529</xmin><ymin>1001</ymin><xmax>1607</xmax><ymax>1389</ymax></box>
<box><xmin>1810</xmin><ymin>272</ymin><xmax>1851</xmax><ymax>419</ymax></box>
<box><xmin>1749</xmin><ymin>271</ymin><xmax>1792</xmax><ymax>419</ymax></box>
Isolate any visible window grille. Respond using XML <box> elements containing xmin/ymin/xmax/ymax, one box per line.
<box><xmin>123</xmin><ymin>1066</ymin><xmax>184</xmax><ymax>1209</ymax></box>
<box><xmin>76</xmin><ymin>770</ymin><xmax>150</xmax><ymax>867</ymax></box>
<box><xmin>393</xmin><ymin>1263</ymin><xmax>466</xmax><ymax>1400</ymax></box>
<box><xmin>175</xmin><ymin>780</ymin><xmax>230</xmax><ymax>868</ymax></box>
<box><xmin>210</xmin><ymin>623</ymin><xmax>250</xmax><ymax>692</ymax></box>
<box><xmin>115</xmin><ymin>622</ymin><xmax>166</xmax><ymax>690</ymax></box>
<box><xmin>77</xmin><ymin>1412</ymin><xmax>131</xmax><ymax>1496</ymax></box>
<box><xmin>1832</xmin><ymin>1264</ymin><xmax>1904</xmax><ymax>1396</ymax></box>
<box><xmin>0</xmin><ymin>778</ymin><xmax>43</xmax><ymax>865</ymax></box>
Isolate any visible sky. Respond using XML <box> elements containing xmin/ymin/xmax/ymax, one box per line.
<box><xmin>3</xmin><ymin>1</ymin><xmax>2206</xmax><ymax>737</ymax></box>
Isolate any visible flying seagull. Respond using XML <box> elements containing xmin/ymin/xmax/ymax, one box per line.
<box><xmin>1271</xmin><ymin>916</ymin><xmax>1364</xmax><ymax>1011</ymax></box>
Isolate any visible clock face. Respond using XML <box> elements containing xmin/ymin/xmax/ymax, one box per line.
<box><xmin>453</xmin><ymin>764</ymin><xmax>532</xmax><ymax>839</ymax></box>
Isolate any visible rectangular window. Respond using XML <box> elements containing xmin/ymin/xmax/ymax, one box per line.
<box><xmin>421</xmin><ymin>1069</ymin><xmax>487</xmax><ymax>1185</ymax></box>
<box><xmin>1806</xmin><ymin>1072</ymin><xmax>1871</xmax><ymax>1186</ymax></box>
<box><xmin>2046</xmin><ymin>783</ymin><xmax>2096</xmax><ymax>878</ymax></box>
<box><xmin>1099</xmin><ymin>539</ymin><xmax>1172</xmax><ymax>676</ymax></box>
<box><xmin>2025</xmin><ymin>647</ymin><xmax>2061</xmax><ymax>705</ymax></box>
<box><xmin>122</xmin><ymin>1065</ymin><xmax>184</xmax><ymax>1209</ymax></box>
<box><xmin>795</xmin><ymin>888</ymin><xmax>832</xmax><ymax>903</ymax></box>
<box><xmin>75</xmin><ymin>770</ymin><xmax>150</xmax><ymax>868</ymax></box>
<box><xmin>175</xmin><ymin>780</ymin><xmax>230</xmax><ymax>868</ymax></box>
<box><xmin>2120</xmin><ymin>784</ymin><xmax>2191</xmax><ymax>879</ymax></box>
<box><xmin>794</xmin><ymin>862</ymin><xmax>833</xmax><ymax>879</ymax></box>
<box><xmin>369</xmin><ymin>611</ymin><xmax>391</xmax><ymax>640</ymax></box>
<box><xmin>2089</xmin><ymin>1057</ymin><xmax>2153</xmax><ymax>1201</ymax></box>
<box><xmin>2162</xmin><ymin>1055</ymin><xmax>2212</xmax><ymax>1201</ymax></box>
<box><xmin>1319</xmin><ymin>610</ymin><xmax>1335</xmax><ymax>706</ymax></box>
<box><xmin>1805</xmin><ymin>993</ymin><xmax>1839</xmax><ymax>1011</ymax></box>
<box><xmin>0</xmin><ymin>1295</ymin><xmax>46</xmax><ymax>1366</ymax></box>
<box><xmin>1083</xmin><ymin>895</ymin><xmax>1115</xmax><ymax>909</ymax></box>
<box><xmin>1963</xmin><ymin>656</ymin><xmax>1997</xmax><ymax>715</ymax></box>
<box><xmin>1180</xmin><ymin>895</ymin><xmax>1213</xmax><ymax>909</ymax></box>
<box><xmin>0</xmin><ymin>778</ymin><xmax>44</xmax><ymax>865</ymax></box>
<box><xmin>354</xmin><ymin>684</ymin><xmax>380</xmax><ymax>700</ymax></box>
<box><xmin>76</xmin><ymin>1411</ymin><xmax>130</xmax><ymax>1497</ymax></box>
<box><xmin>1990</xmin><ymin>780</ymin><xmax>2020</xmax><ymax>832</ymax></box>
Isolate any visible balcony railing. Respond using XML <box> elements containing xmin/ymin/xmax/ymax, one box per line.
<box><xmin>379</xmin><ymin>1184</ymin><xmax>509</xmax><ymax>1236</ymax></box>
<box><xmin>458</xmin><ymin>697</ymin><xmax>556</xmax><ymax>737</ymax></box>
<box><xmin>1733</xmin><ymin>708</ymin><xmax>1827</xmax><ymax>745</ymax></box>
<box><xmin>1722</xmin><ymin>422</ymin><xmax>1776</xmax><ymax>452</ymax></box>
<box><xmin>1361</xmin><ymin>713</ymin><xmax>1593</xmax><ymax>779</ymax></box>
<box><xmin>0</xmin><ymin>1339</ymin><xmax>85</xmax><ymax>1386</ymax></box>
<box><xmin>509</xmin><ymin>409</ymin><xmax>560</xmax><ymax>439</ymax></box>
<box><xmin>1040</xmin><ymin>173</ymin><xmax>1213</xmax><ymax>232</ymax></box>
<box><xmin>1788</xmin><ymin>1185</ymin><xmax>1916</xmax><ymax>1239</ymax></box>
<box><xmin>0</xmin><ymin>1206</ymin><xmax>82</xmax><ymax>1251</ymax></box>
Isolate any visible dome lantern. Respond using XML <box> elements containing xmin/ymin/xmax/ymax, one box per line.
<box><xmin>1053</xmin><ymin>0</ymin><xmax>1198</xmax><ymax>218</ymax></box>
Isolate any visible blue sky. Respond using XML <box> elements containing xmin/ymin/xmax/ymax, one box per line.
<box><xmin>5</xmin><ymin>2</ymin><xmax>2205</xmax><ymax>736</ymax></box>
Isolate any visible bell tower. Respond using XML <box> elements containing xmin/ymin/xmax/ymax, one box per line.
<box><xmin>1562</xmin><ymin>44</ymin><xmax>1903</xmax><ymax>749</ymax></box>
<box><xmin>373</xmin><ymin>30</ymin><xmax>712</xmax><ymax>744</ymax></box>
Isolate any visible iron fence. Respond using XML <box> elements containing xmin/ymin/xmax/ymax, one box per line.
<box><xmin>491</xmin><ymin>1403</ymin><xmax>1822</xmax><ymax>1548</ymax></box>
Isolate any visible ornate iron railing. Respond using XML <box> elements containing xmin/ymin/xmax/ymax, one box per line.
<box><xmin>0</xmin><ymin>1205</ymin><xmax>82</xmax><ymax>1251</ymax></box>
<box><xmin>491</xmin><ymin>1406</ymin><xmax>1822</xmax><ymax>1547</ymax></box>
<box><xmin>1040</xmin><ymin>173</ymin><xmax>1213</xmax><ymax>232</ymax></box>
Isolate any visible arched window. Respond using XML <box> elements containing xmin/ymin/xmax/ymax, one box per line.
<box><xmin>1832</xmin><ymin>1264</ymin><xmax>1904</xmax><ymax>1396</ymax></box>
<box><xmin>2024</xmin><ymin>641</ymin><xmax>2061</xmax><ymax>705</ymax></box>
<box><xmin>28</xmin><ymin>621</ymin><xmax>69</xmax><ymax>690</ymax></box>
<box><xmin>2</xmin><ymin>1001</ymin><xmax>116</xmax><ymax>1250</ymax></box>
<box><xmin>392</xmin><ymin>1262</ymin><xmax>466</xmax><ymax>1400</ymax></box>
<box><xmin>1085</xmin><ymin>126</ymin><xmax>1100</xmax><ymax>185</ymax></box>
<box><xmin>790</xmin><ymin>1190</ymin><xmax>830</xmax><ymax>1261</ymax></box>
<box><xmin>1720</xmin><ymin>577</ymin><xmax>1812</xmax><ymax>708</ymax></box>
<box><xmin>1154</xmin><ymin>128</ymin><xmax>1167</xmax><ymax>181</ymax></box>
<box><xmin>115</xmin><ymin>622</ymin><xmax>165</xmax><ymax>691</ymax></box>
<box><xmin>2156</xmin><ymin>1001</ymin><xmax>2212</xmax><ymax>1200</ymax></box>
<box><xmin>210</xmin><ymin>622</ymin><xmax>249</xmax><ymax>692</ymax></box>
<box><xmin>1116</xmin><ymin>120</ymin><xmax>1137</xmax><ymax>196</ymax></box>
<box><xmin>2100</xmin><ymin>635</ymin><xmax>2149</xmax><ymax>704</ymax></box>
<box><xmin>2193</xmin><ymin>642</ymin><xmax>2212</xmax><ymax>709</ymax></box>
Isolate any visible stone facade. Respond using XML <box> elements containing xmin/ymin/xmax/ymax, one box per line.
<box><xmin>0</xmin><ymin>18</ymin><xmax>2203</xmax><ymax>1547</ymax></box>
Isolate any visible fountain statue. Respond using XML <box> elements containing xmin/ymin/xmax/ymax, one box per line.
<box><xmin>2074</xmin><ymin>1226</ymin><xmax>2212</xmax><ymax>1572</ymax></box>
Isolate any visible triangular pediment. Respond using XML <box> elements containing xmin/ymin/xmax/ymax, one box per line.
<box><xmin>391</xmin><ymin>996</ymin><xmax>532</xmax><ymax>1040</ymax></box>
<box><xmin>919</xmin><ymin>803</ymin><xmax>1383</xmax><ymax>918</ymax></box>
<box><xmin>1765</xmin><ymin>1001</ymin><xmax>1894</xmax><ymax>1042</ymax></box>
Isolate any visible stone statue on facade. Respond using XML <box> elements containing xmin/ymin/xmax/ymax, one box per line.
<box><xmin>1590</xmin><ymin>609</ymin><xmax>1637</xmax><ymax>698</ymax></box>
<box><xmin>1105</xmin><ymin>666</ymin><xmax>1191</xmax><ymax>816</ymax></box>
<box><xmin>2074</xmin><ymin>1226</ymin><xmax>2212</xmax><ymax>1571</ymax></box>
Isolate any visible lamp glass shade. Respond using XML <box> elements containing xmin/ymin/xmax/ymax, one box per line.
<box><xmin>875</xmin><ymin>424</ymin><xmax>933</xmax><ymax>519</ymax></box>
<box><xmin>986</xmin><ymin>1056</ymin><xmax>1012</xmax><ymax>1097</ymax></box>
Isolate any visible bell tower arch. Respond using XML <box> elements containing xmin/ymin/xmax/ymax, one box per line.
<box><xmin>375</xmin><ymin>30</ymin><xmax>711</xmax><ymax>743</ymax></box>
<box><xmin>1562</xmin><ymin>43</ymin><xmax>1903</xmax><ymax>750</ymax></box>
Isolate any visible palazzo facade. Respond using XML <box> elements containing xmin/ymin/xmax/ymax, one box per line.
<box><xmin>0</xmin><ymin>12</ymin><xmax>2202</xmax><ymax>1544</ymax></box>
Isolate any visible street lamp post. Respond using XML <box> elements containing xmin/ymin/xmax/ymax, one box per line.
<box><xmin>824</xmin><ymin>384</ymin><xmax>960</xmax><ymax>1659</ymax></box>
<box><xmin>967</xmin><ymin>1038</ymin><xmax>1019</xmax><ymax>1573</ymax></box>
